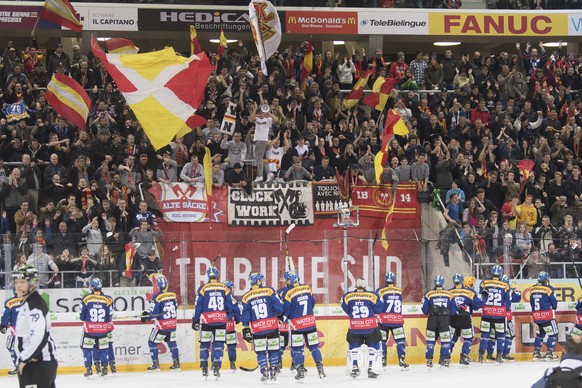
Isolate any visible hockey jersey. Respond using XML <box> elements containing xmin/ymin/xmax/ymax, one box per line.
<box><xmin>147</xmin><ymin>291</ymin><xmax>179</xmax><ymax>331</ymax></box>
<box><xmin>1</xmin><ymin>296</ymin><xmax>23</xmax><ymax>333</ymax></box>
<box><xmin>530</xmin><ymin>283</ymin><xmax>557</xmax><ymax>323</ymax></box>
<box><xmin>376</xmin><ymin>285</ymin><xmax>405</xmax><ymax>326</ymax></box>
<box><xmin>241</xmin><ymin>286</ymin><xmax>284</xmax><ymax>336</ymax></box>
<box><xmin>193</xmin><ymin>281</ymin><xmax>235</xmax><ymax>326</ymax></box>
<box><xmin>282</xmin><ymin>284</ymin><xmax>317</xmax><ymax>332</ymax></box>
<box><xmin>449</xmin><ymin>286</ymin><xmax>482</xmax><ymax>315</ymax></box>
<box><xmin>341</xmin><ymin>289</ymin><xmax>384</xmax><ymax>334</ymax></box>
<box><xmin>226</xmin><ymin>293</ymin><xmax>241</xmax><ymax>333</ymax></box>
<box><xmin>506</xmin><ymin>287</ymin><xmax>522</xmax><ymax>320</ymax></box>
<box><xmin>80</xmin><ymin>292</ymin><xmax>112</xmax><ymax>336</ymax></box>
<box><xmin>421</xmin><ymin>289</ymin><xmax>457</xmax><ymax>316</ymax></box>
<box><xmin>576</xmin><ymin>300</ymin><xmax>582</xmax><ymax>326</ymax></box>
<box><xmin>277</xmin><ymin>285</ymin><xmax>292</xmax><ymax>333</ymax></box>
<box><xmin>479</xmin><ymin>279</ymin><xmax>511</xmax><ymax>319</ymax></box>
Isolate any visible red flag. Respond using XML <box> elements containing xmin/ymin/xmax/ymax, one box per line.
<box><xmin>300</xmin><ymin>40</ymin><xmax>313</xmax><ymax>82</ymax></box>
<box><xmin>518</xmin><ymin>159</ymin><xmax>535</xmax><ymax>195</ymax></box>
<box><xmin>190</xmin><ymin>25</ymin><xmax>202</xmax><ymax>55</ymax></box>
<box><xmin>216</xmin><ymin>30</ymin><xmax>228</xmax><ymax>59</ymax></box>
<box><xmin>106</xmin><ymin>38</ymin><xmax>139</xmax><ymax>54</ymax></box>
<box><xmin>335</xmin><ymin>167</ymin><xmax>351</xmax><ymax>202</ymax></box>
<box><xmin>41</xmin><ymin>0</ymin><xmax>83</xmax><ymax>32</ymax></box>
<box><xmin>122</xmin><ymin>242</ymin><xmax>136</xmax><ymax>279</ymax></box>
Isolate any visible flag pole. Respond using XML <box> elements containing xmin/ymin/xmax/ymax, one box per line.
<box><xmin>32</xmin><ymin>5</ymin><xmax>45</xmax><ymax>36</ymax></box>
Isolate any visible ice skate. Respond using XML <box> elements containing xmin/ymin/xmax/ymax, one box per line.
<box><xmin>486</xmin><ymin>353</ymin><xmax>496</xmax><ymax>363</ymax></box>
<box><xmin>350</xmin><ymin>366</ymin><xmax>360</xmax><ymax>378</ymax></box>
<box><xmin>147</xmin><ymin>360</ymin><xmax>160</xmax><ymax>373</ymax></box>
<box><xmin>230</xmin><ymin>361</ymin><xmax>236</xmax><ymax>372</ymax></box>
<box><xmin>495</xmin><ymin>354</ymin><xmax>503</xmax><ymax>364</ymax></box>
<box><xmin>399</xmin><ymin>355</ymin><xmax>409</xmax><ymax>370</ymax></box>
<box><xmin>367</xmin><ymin>368</ymin><xmax>379</xmax><ymax>378</ymax></box>
<box><xmin>533</xmin><ymin>349</ymin><xmax>543</xmax><ymax>362</ymax></box>
<box><xmin>427</xmin><ymin>359</ymin><xmax>433</xmax><ymax>368</ymax></box>
<box><xmin>460</xmin><ymin>354</ymin><xmax>470</xmax><ymax>366</ymax></box>
<box><xmin>294</xmin><ymin>364</ymin><xmax>306</xmax><ymax>381</ymax></box>
<box><xmin>316</xmin><ymin>361</ymin><xmax>326</xmax><ymax>378</ymax></box>
<box><xmin>109</xmin><ymin>362</ymin><xmax>117</xmax><ymax>375</ymax></box>
<box><xmin>382</xmin><ymin>356</ymin><xmax>387</xmax><ymax>368</ymax></box>
<box><xmin>95</xmin><ymin>362</ymin><xmax>102</xmax><ymax>375</ymax></box>
<box><xmin>8</xmin><ymin>367</ymin><xmax>18</xmax><ymax>376</ymax></box>
<box><xmin>442</xmin><ymin>358</ymin><xmax>450</xmax><ymax>368</ymax></box>
<box><xmin>170</xmin><ymin>358</ymin><xmax>181</xmax><ymax>372</ymax></box>
<box><xmin>84</xmin><ymin>367</ymin><xmax>93</xmax><ymax>378</ymax></box>
<box><xmin>477</xmin><ymin>352</ymin><xmax>484</xmax><ymax>364</ymax></box>
<box><xmin>502</xmin><ymin>354</ymin><xmax>515</xmax><ymax>362</ymax></box>
<box><xmin>260</xmin><ymin>367</ymin><xmax>269</xmax><ymax>383</ymax></box>
<box><xmin>545</xmin><ymin>351</ymin><xmax>558</xmax><ymax>361</ymax></box>
<box><xmin>269</xmin><ymin>365</ymin><xmax>278</xmax><ymax>382</ymax></box>
<box><xmin>212</xmin><ymin>362</ymin><xmax>221</xmax><ymax>379</ymax></box>
<box><xmin>101</xmin><ymin>366</ymin><xmax>108</xmax><ymax>377</ymax></box>
<box><xmin>201</xmin><ymin>361</ymin><xmax>209</xmax><ymax>379</ymax></box>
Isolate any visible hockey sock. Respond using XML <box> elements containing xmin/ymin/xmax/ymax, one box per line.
<box><xmin>533</xmin><ymin>336</ymin><xmax>543</xmax><ymax>350</ymax></box>
<box><xmin>200</xmin><ymin>342</ymin><xmax>210</xmax><ymax>363</ymax></box>
<box><xmin>227</xmin><ymin>344</ymin><xmax>237</xmax><ymax>362</ymax></box>
<box><xmin>381</xmin><ymin>341</ymin><xmax>388</xmax><ymax>359</ymax></box>
<box><xmin>478</xmin><ymin>331</ymin><xmax>490</xmax><ymax>354</ymax></box>
<box><xmin>168</xmin><ymin>340</ymin><xmax>179</xmax><ymax>360</ymax></box>
<box><xmin>396</xmin><ymin>339</ymin><xmax>406</xmax><ymax>357</ymax></box>
<box><xmin>547</xmin><ymin>335</ymin><xmax>557</xmax><ymax>351</ymax></box>
<box><xmin>426</xmin><ymin>341</ymin><xmax>435</xmax><ymax>359</ymax></box>
<box><xmin>291</xmin><ymin>347</ymin><xmax>304</xmax><ymax>366</ymax></box>
<box><xmin>211</xmin><ymin>342</ymin><xmax>224</xmax><ymax>366</ymax></box>
<box><xmin>257</xmin><ymin>351</ymin><xmax>268</xmax><ymax>371</ymax></box>
<box><xmin>148</xmin><ymin>340</ymin><xmax>159</xmax><ymax>361</ymax></box>
<box><xmin>108</xmin><ymin>342</ymin><xmax>115</xmax><ymax>363</ymax></box>
<box><xmin>503</xmin><ymin>338</ymin><xmax>513</xmax><ymax>355</ymax></box>
<box><xmin>461</xmin><ymin>338</ymin><xmax>472</xmax><ymax>355</ymax></box>
<box><xmin>308</xmin><ymin>344</ymin><xmax>323</xmax><ymax>364</ymax></box>
<box><xmin>440</xmin><ymin>331</ymin><xmax>451</xmax><ymax>358</ymax></box>
<box><xmin>268</xmin><ymin>350</ymin><xmax>279</xmax><ymax>369</ymax></box>
<box><xmin>487</xmin><ymin>336</ymin><xmax>495</xmax><ymax>354</ymax></box>
<box><xmin>495</xmin><ymin>334</ymin><xmax>505</xmax><ymax>354</ymax></box>
<box><xmin>95</xmin><ymin>348</ymin><xmax>107</xmax><ymax>366</ymax></box>
<box><xmin>83</xmin><ymin>349</ymin><xmax>93</xmax><ymax>368</ymax></box>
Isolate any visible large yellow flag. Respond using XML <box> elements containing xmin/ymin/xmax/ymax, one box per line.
<box><xmin>91</xmin><ymin>36</ymin><xmax>212</xmax><ymax>150</ymax></box>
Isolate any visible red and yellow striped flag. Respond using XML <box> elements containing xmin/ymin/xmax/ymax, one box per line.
<box><xmin>344</xmin><ymin>68</ymin><xmax>374</xmax><ymax>109</ymax></box>
<box><xmin>190</xmin><ymin>25</ymin><xmax>202</xmax><ymax>55</ymax></box>
<box><xmin>363</xmin><ymin>76</ymin><xmax>396</xmax><ymax>111</ymax></box>
<box><xmin>41</xmin><ymin>0</ymin><xmax>83</xmax><ymax>32</ymax></box>
<box><xmin>300</xmin><ymin>40</ymin><xmax>313</xmax><ymax>82</ymax></box>
<box><xmin>45</xmin><ymin>73</ymin><xmax>90</xmax><ymax>130</ymax></box>
<box><xmin>122</xmin><ymin>242</ymin><xmax>136</xmax><ymax>279</ymax></box>
<box><xmin>374</xmin><ymin>110</ymin><xmax>408</xmax><ymax>183</ymax></box>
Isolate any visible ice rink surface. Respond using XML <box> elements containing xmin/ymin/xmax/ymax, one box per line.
<box><xmin>0</xmin><ymin>362</ymin><xmax>554</xmax><ymax>388</ymax></box>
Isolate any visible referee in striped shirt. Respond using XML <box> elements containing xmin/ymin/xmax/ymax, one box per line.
<box><xmin>13</xmin><ymin>265</ymin><xmax>58</xmax><ymax>388</ymax></box>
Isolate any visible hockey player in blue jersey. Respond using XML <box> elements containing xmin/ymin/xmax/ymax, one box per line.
<box><xmin>572</xmin><ymin>296</ymin><xmax>582</xmax><ymax>337</ymax></box>
<box><xmin>222</xmin><ymin>280</ymin><xmax>241</xmax><ymax>372</ymax></box>
<box><xmin>487</xmin><ymin>274</ymin><xmax>521</xmax><ymax>361</ymax></box>
<box><xmin>241</xmin><ymin>272</ymin><xmax>284</xmax><ymax>383</ymax></box>
<box><xmin>0</xmin><ymin>293</ymin><xmax>23</xmax><ymax>375</ymax></box>
<box><xmin>530</xmin><ymin>271</ymin><xmax>559</xmax><ymax>361</ymax></box>
<box><xmin>449</xmin><ymin>273</ymin><xmax>482</xmax><ymax>366</ymax></box>
<box><xmin>478</xmin><ymin>265</ymin><xmax>511</xmax><ymax>364</ymax></box>
<box><xmin>376</xmin><ymin>272</ymin><xmax>409</xmax><ymax>370</ymax></box>
<box><xmin>192</xmin><ymin>266</ymin><xmax>235</xmax><ymax>379</ymax></box>
<box><xmin>281</xmin><ymin>270</ymin><xmax>326</xmax><ymax>381</ymax></box>
<box><xmin>422</xmin><ymin>275</ymin><xmax>457</xmax><ymax>368</ymax></box>
<box><xmin>341</xmin><ymin>277</ymin><xmax>385</xmax><ymax>379</ymax></box>
<box><xmin>80</xmin><ymin>278</ymin><xmax>112</xmax><ymax>377</ymax></box>
<box><xmin>141</xmin><ymin>275</ymin><xmax>181</xmax><ymax>372</ymax></box>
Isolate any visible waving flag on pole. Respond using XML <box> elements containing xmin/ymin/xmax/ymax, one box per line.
<box><xmin>106</xmin><ymin>38</ymin><xmax>139</xmax><ymax>54</ymax></box>
<box><xmin>190</xmin><ymin>25</ymin><xmax>202</xmax><ymax>55</ymax></box>
<box><xmin>344</xmin><ymin>68</ymin><xmax>374</xmax><ymax>109</ymax></box>
<box><xmin>216</xmin><ymin>30</ymin><xmax>228</xmax><ymax>60</ymax></box>
<box><xmin>518</xmin><ymin>159</ymin><xmax>535</xmax><ymax>195</ymax></box>
<box><xmin>248</xmin><ymin>0</ymin><xmax>282</xmax><ymax>76</ymax></box>
<box><xmin>363</xmin><ymin>76</ymin><xmax>395</xmax><ymax>111</ymax></box>
<box><xmin>91</xmin><ymin>35</ymin><xmax>213</xmax><ymax>150</ymax></box>
<box><xmin>41</xmin><ymin>0</ymin><xmax>83</xmax><ymax>32</ymax></box>
<box><xmin>374</xmin><ymin>110</ymin><xmax>408</xmax><ymax>183</ymax></box>
<box><xmin>45</xmin><ymin>73</ymin><xmax>90</xmax><ymax>129</ymax></box>
<box><xmin>300</xmin><ymin>40</ymin><xmax>313</xmax><ymax>82</ymax></box>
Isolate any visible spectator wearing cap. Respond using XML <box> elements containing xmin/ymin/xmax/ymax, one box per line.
<box><xmin>70</xmin><ymin>44</ymin><xmax>88</xmax><ymax>70</ymax></box>
<box><xmin>389</xmin><ymin>52</ymin><xmax>408</xmax><ymax>82</ymax></box>
<box><xmin>46</xmin><ymin>42</ymin><xmax>71</xmax><ymax>77</ymax></box>
<box><xmin>225</xmin><ymin>162</ymin><xmax>248</xmax><ymax>189</ymax></box>
<box><xmin>2</xmin><ymin>43</ymin><xmax>20</xmax><ymax>82</ymax></box>
<box><xmin>156</xmin><ymin>151</ymin><xmax>178</xmax><ymax>183</ymax></box>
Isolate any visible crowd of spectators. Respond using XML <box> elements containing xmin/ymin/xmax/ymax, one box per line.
<box><xmin>3</xmin><ymin>32</ymin><xmax>582</xmax><ymax>287</ymax></box>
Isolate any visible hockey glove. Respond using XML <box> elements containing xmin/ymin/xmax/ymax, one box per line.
<box><xmin>242</xmin><ymin>327</ymin><xmax>253</xmax><ymax>343</ymax></box>
<box><xmin>192</xmin><ymin>320</ymin><xmax>200</xmax><ymax>331</ymax></box>
<box><xmin>140</xmin><ymin>311</ymin><xmax>148</xmax><ymax>323</ymax></box>
<box><xmin>0</xmin><ymin>325</ymin><xmax>6</xmax><ymax>334</ymax></box>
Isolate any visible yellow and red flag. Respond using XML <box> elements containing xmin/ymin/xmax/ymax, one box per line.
<box><xmin>106</xmin><ymin>38</ymin><xmax>139</xmax><ymax>54</ymax></box>
<box><xmin>344</xmin><ymin>68</ymin><xmax>374</xmax><ymax>109</ymax></box>
<box><xmin>363</xmin><ymin>76</ymin><xmax>396</xmax><ymax>111</ymax></box>
<box><xmin>380</xmin><ymin>200</ymin><xmax>396</xmax><ymax>250</ymax></box>
<box><xmin>45</xmin><ymin>73</ymin><xmax>90</xmax><ymax>130</ymax></box>
<box><xmin>374</xmin><ymin>109</ymin><xmax>408</xmax><ymax>183</ymax></box>
<box><xmin>300</xmin><ymin>40</ymin><xmax>313</xmax><ymax>82</ymax></box>
<box><xmin>204</xmin><ymin>146</ymin><xmax>213</xmax><ymax>197</ymax></box>
<box><xmin>518</xmin><ymin>159</ymin><xmax>535</xmax><ymax>195</ymax></box>
<box><xmin>41</xmin><ymin>0</ymin><xmax>83</xmax><ymax>32</ymax></box>
<box><xmin>91</xmin><ymin>35</ymin><xmax>213</xmax><ymax>150</ymax></box>
<box><xmin>216</xmin><ymin>29</ymin><xmax>228</xmax><ymax>59</ymax></box>
<box><xmin>122</xmin><ymin>242</ymin><xmax>136</xmax><ymax>279</ymax></box>
<box><xmin>190</xmin><ymin>25</ymin><xmax>202</xmax><ymax>55</ymax></box>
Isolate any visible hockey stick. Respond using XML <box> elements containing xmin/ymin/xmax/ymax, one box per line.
<box><xmin>112</xmin><ymin>312</ymin><xmax>164</xmax><ymax>320</ymax></box>
<box><xmin>285</xmin><ymin>223</ymin><xmax>296</xmax><ymax>272</ymax></box>
<box><xmin>239</xmin><ymin>365</ymin><xmax>259</xmax><ymax>372</ymax></box>
<box><xmin>568</xmin><ymin>244</ymin><xmax>582</xmax><ymax>292</ymax></box>
<box><xmin>371</xmin><ymin>233</ymin><xmax>379</xmax><ymax>290</ymax></box>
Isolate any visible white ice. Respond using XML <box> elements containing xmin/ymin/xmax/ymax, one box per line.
<box><xmin>0</xmin><ymin>362</ymin><xmax>553</xmax><ymax>388</ymax></box>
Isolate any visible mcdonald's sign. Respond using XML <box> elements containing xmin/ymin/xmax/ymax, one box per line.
<box><xmin>286</xmin><ymin>11</ymin><xmax>357</xmax><ymax>34</ymax></box>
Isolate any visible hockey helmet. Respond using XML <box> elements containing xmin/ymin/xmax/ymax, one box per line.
<box><xmin>283</xmin><ymin>271</ymin><xmax>299</xmax><ymax>284</ymax></box>
<box><xmin>249</xmin><ymin>272</ymin><xmax>264</xmax><ymax>286</ymax></box>
<box><xmin>434</xmin><ymin>275</ymin><xmax>444</xmax><ymax>287</ymax></box>
<box><xmin>156</xmin><ymin>275</ymin><xmax>168</xmax><ymax>291</ymax></box>
<box><xmin>207</xmin><ymin>266</ymin><xmax>219</xmax><ymax>280</ymax></box>
<box><xmin>385</xmin><ymin>272</ymin><xmax>396</xmax><ymax>285</ymax></box>
<box><xmin>452</xmin><ymin>273</ymin><xmax>464</xmax><ymax>285</ymax></box>
<box><xmin>538</xmin><ymin>271</ymin><xmax>550</xmax><ymax>283</ymax></box>
<box><xmin>491</xmin><ymin>265</ymin><xmax>503</xmax><ymax>278</ymax></box>
<box><xmin>90</xmin><ymin>278</ymin><xmax>103</xmax><ymax>291</ymax></box>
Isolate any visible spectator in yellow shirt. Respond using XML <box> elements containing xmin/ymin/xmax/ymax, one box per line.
<box><xmin>515</xmin><ymin>194</ymin><xmax>537</xmax><ymax>232</ymax></box>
